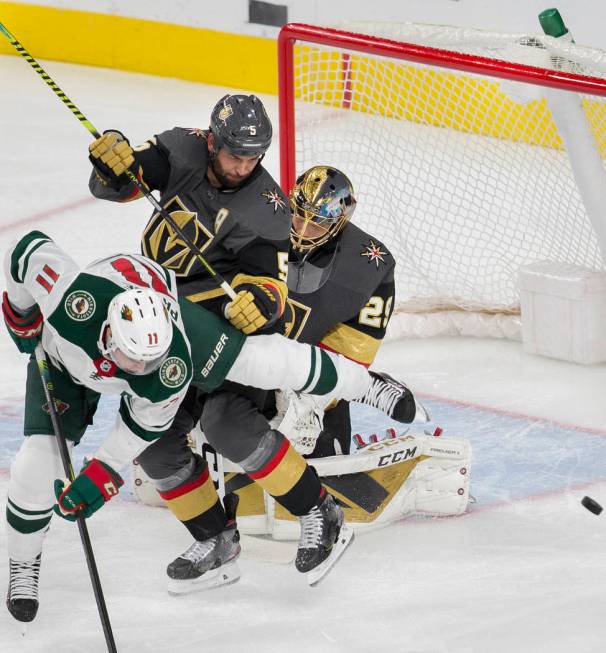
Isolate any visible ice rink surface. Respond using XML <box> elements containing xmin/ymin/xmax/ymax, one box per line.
<box><xmin>1</xmin><ymin>54</ymin><xmax>606</xmax><ymax>652</ymax></box>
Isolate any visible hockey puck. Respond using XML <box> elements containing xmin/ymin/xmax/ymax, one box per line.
<box><xmin>581</xmin><ymin>495</ymin><xmax>603</xmax><ymax>515</ymax></box>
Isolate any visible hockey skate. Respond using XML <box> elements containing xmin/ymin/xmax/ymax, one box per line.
<box><xmin>296</xmin><ymin>491</ymin><xmax>354</xmax><ymax>587</ymax></box>
<box><xmin>167</xmin><ymin>494</ymin><xmax>241</xmax><ymax>595</ymax></box>
<box><xmin>6</xmin><ymin>554</ymin><xmax>41</xmax><ymax>623</ymax></box>
<box><xmin>355</xmin><ymin>371</ymin><xmax>430</xmax><ymax>423</ymax></box>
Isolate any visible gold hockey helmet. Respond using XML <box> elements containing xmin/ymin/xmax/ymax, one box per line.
<box><xmin>289</xmin><ymin>166</ymin><xmax>357</xmax><ymax>252</ymax></box>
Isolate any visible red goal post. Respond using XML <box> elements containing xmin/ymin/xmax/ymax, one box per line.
<box><xmin>277</xmin><ymin>23</ymin><xmax>606</xmax><ymax>339</ymax></box>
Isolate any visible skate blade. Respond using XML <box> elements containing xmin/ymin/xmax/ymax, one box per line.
<box><xmin>306</xmin><ymin>525</ymin><xmax>354</xmax><ymax>587</ymax></box>
<box><xmin>167</xmin><ymin>560</ymin><xmax>241</xmax><ymax>595</ymax></box>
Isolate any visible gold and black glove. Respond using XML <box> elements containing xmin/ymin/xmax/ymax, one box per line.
<box><xmin>89</xmin><ymin>130</ymin><xmax>135</xmax><ymax>189</ymax></box>
<box><xmin>224</xmin><ymin>274</ymin><xmax>286</xmax><ymax>335</ymax></box>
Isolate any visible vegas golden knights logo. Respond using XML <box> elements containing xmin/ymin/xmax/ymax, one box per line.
<box><xmin>283</xmin><ymin>298</ymin><xmax>312</xmax><ymax>340</ymax></box>
<box><xmin>141</xmin><ymin>198</ymin><xmax>214</xmax><ymax>277</ymax></box>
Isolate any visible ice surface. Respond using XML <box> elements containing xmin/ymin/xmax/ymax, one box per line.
<box><xmin>1</xmin><ymin>54</ymin><xmax>605</xmax><ymax>652</ymax></box>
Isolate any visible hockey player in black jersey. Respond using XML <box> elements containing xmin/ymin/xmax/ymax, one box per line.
<box><xmin>86</xmin><ymin>97</ymin><xmax>377</xmax><ymax>588</ymax></box>
<box><xmin>281</xmin><ymin>165</ymin><xmax>396</xmax><ymax>456</ymax></box>
<box><xmin>88</xmin><ymin>94</ymin><xmax>290</xmax><ymax>323</ymax></box>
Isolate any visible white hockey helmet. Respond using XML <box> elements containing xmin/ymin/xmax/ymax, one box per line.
<box><xmin>98</xmin><ymin>288</ymin><xmax>173</xmax><ymax>376</ymax></box>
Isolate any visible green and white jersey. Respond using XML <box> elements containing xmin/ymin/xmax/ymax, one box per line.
<box><xmin>5</xmin><ymin>232</ymin><xmax>371</xmax><ymax>465</ymax></box>
<box><xmin>5</xmin><ymin>231</ymin><xmax>243</xmax><ymax>448</ymax></box>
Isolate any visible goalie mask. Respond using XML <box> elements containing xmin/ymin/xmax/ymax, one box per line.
<box><xmin>209</xmin><ymin>94</ymin><xmax>272</xmax><ymax>158</ymax></box>
<box><xmin>289</xmin><ymin>166</ymin><xmax>357</xmax><ymax>252</ymax></box>
<box><xmin>98</xmin><ymin>288</ymin><xmax>172</xmax><ymax>376</ymax></box>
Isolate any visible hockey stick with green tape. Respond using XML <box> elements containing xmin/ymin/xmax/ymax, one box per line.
<box><xmin>0</xmin><ymin>22</ymin><xmax>236</xmax><ymax>300</ymax></box>
<box><xmin>34</xmin><ymin>344</ymin><xmax>118</xmax><ymax>653</ymax></box>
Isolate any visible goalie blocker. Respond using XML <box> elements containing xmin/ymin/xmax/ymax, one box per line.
<box><xmin>134</xmin><ymin>430</ymin><xmax>472</xmax><ymax>537</ymax></box>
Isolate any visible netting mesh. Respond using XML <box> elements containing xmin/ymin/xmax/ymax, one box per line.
<box><xmin>291</xmin><ymin>23</ymin><xmax>606</xmax><ymax>315</ymax></box>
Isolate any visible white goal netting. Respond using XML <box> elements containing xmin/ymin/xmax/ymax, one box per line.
<box><xmin>284</xmin><ymin>22</ymin><xmax>606</xmax><ymax>338</ymax></box>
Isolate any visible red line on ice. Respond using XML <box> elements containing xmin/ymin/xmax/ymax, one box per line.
<box><xmin>0</xmin><ymin>196</ymin><xmax>96</xmax><ymax>234</ymax></box>
<box><xmin>417</xmin><ymin>390</ymin><xmax>606</xmax><ymax>437</ymax></box>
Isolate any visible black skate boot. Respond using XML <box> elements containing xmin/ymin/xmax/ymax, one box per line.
<box><xmin>296</xmin><ymin>490</ymin><xmax>354</xmax><ymax>586</ymax></box>
<box><xmin>354</xmin><ymin>371</ymin><xmax>430</xmax><ymax>423</ymax></box>
<box><xmin>167</xmin><ymin>494</ymin><xmax>241</xmax><ymax>595</ymax></box>
<box><xmin>6</xmin><ymin>554</ymin><xmax>41</xmax><ymax>622</ymax></box>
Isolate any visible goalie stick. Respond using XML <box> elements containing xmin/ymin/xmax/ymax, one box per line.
<box><xmin>0</xmin><ymin>21</ymin><xmax>236</xmax><ymax>301</ymax></box>
<box><xmin>33</xmin><ymin>345</ymin><xmax>117</xmax><ymax>653</ymax></box>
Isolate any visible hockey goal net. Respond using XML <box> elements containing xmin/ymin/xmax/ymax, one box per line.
<box><xmin>278</xmin><ymin>22</ymin><xmax>606</xmax><ymax>339</ymax></box>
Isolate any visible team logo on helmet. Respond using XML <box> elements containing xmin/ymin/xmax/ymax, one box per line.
<box><xmin>218</xmin><ymin>104</ymin><xmax>233</xmax><ymax>123</ymax></box>
<box><xmin>261</xmin><ymin>188</ymin><xmax>286</xmax><ymax>214</ymax></box>
<box><xmin>120</xmin><ymin>305</ymin><xmax>133</xmax><ymax>321</ymax></box>
<box><xmin>65</xmin><ymin>291</ymin><xmax>96</xmax><ymax>321</ymax></box>
<box><xmin>360</xmin><ymin>240</ymin><xmax>388</xmax><ymax>268</ymax></box>
<box><xmin>159</xmin><ymin>357</ymin><xmax>187</xmax><ymax>388</ymax></box>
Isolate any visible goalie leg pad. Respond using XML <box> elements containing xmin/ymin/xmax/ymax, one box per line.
<box><xmin>234</xmin><ymin>433</ymin><xmax>472</xmax><ymax>538</ymax></box>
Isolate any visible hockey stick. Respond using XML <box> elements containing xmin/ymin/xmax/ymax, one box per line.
<box><xmin>0</xmin><ymin>22</ymin><xmax>236</xmax><ymax>301</ymax></box>
<box><xmin>33</xmin><ymin>344</ymin><xmax>118</xmax><ymax>653</ymax></box>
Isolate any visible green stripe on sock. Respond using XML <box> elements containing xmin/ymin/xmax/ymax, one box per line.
<box><xmin>6</xmin><ymin>507</ymin><xmax>52</xmax><ymax>534</ymax></box>
<box><xmin>7</xmin><ymin>497</ymin><xmax>53</xmax><ymax>516</ymax></box>
<box><xmin>300</xmin><ymin>346</ymin><xmax>317</xmax><ymax>393</ymax></box>
<box><xmin>10</xmin><ymin>230</ymin><xmax>51</xmax><ymax>282</ymax></box>
<box><xmin>119</xmin><ymin>400</ymin><xmax>166</xmax><ymax>442</ymax></box>
<box><xmin>308</xmin><ymin>349</ymin><xmax>338</xmax><ymax>395</ymax></box>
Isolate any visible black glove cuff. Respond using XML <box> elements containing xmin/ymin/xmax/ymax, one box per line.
<box><xmin>89</xmin><ymin>130</ymin><xmax>132</xmax><ymax>191</ymax></box>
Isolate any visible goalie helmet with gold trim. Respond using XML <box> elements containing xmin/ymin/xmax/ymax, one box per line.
<box><xmin>289</xmin><ymin>166</ymin><xmax>357</xmax><ymax>252</ymax></box>
<box><xmin>209</xmin><ymin>94</ymin><xmax>272</xmax><ymax>157</ymax></box>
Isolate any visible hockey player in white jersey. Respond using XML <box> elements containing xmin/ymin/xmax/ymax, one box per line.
<box><xmin>2</xmin><ymin>230</ymin><xmax>428</xmax><ymax>621</ymax></box>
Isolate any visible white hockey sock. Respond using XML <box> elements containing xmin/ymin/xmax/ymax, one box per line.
<box><xmin>6</xmin><ymin>434</ymin><xmax>71</xmax><ymax>561</ymax></box>
<box><xmin>225</xmin><ymin>334</ymin><xmax>372</xmax><ymax>400</ymax></box>
<box><xmin>318</xmin><ymin>350</ymin><xmax>371</xmax><ymax>401</ymax></box>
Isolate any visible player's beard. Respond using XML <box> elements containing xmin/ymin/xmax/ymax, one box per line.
<box><xmin>210</xmin><ymin>157</ymin><xmax>251</xmax><ymax>189</ymax></box>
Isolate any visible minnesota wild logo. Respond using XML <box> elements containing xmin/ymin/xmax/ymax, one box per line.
<box><xmin>159</xmin><ymin>357</ymin><xmax>187</xmax><ymax>388</ymax></box>
<box><xmin>121</xmin><ymin>305</ymin><xmax>133</xmax><ymax>321</ymax></box>
<box><xmin>65</xmin><ymin>291</ymin><xmax>96</xmax><ymax>321</ymax></box>
<box><xmin>42</xmin><ymin>398</ymin><xmax>70</xmax><ymax>415</ymax></box>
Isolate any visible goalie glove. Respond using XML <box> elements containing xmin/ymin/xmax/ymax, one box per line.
<box><xmin>2</xmin><ymin>292</ymin><xmax>43</xmax><ymax>354</ymax></box>
<box><xmin>272</xmin><ymin>390</ymin><xmax>325</xmax><ymax>456</ymax></box>
<box><xmin>53</xmin><ymin>459</ymin><xmax>123</xmax><ymax>521</ymax></box>
<box><xmin>224</xmin><ymin>274</ymin><xmax>285</xmax><ymax>335</ymax></box>
<box><xmin>88</xmin><ymin>130</ymin><xmax>135</xmax><ymax>189</ymax></box>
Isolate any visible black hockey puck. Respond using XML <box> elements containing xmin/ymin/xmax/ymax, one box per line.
<box><xmin>581</xmin><ymin>495</ymin><xmax>603</xmax><ymax>515</ymax></box>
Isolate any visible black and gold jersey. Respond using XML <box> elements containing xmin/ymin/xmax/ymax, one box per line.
<box><xmin>88</xmin><ymin>127</ymin><xmax>290</xmax><ymax>315</ymax></box>
<box><xmin>283</xmin><ymin>222</ymin><xmax>395</xmax><ymax>367</ymax></box>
